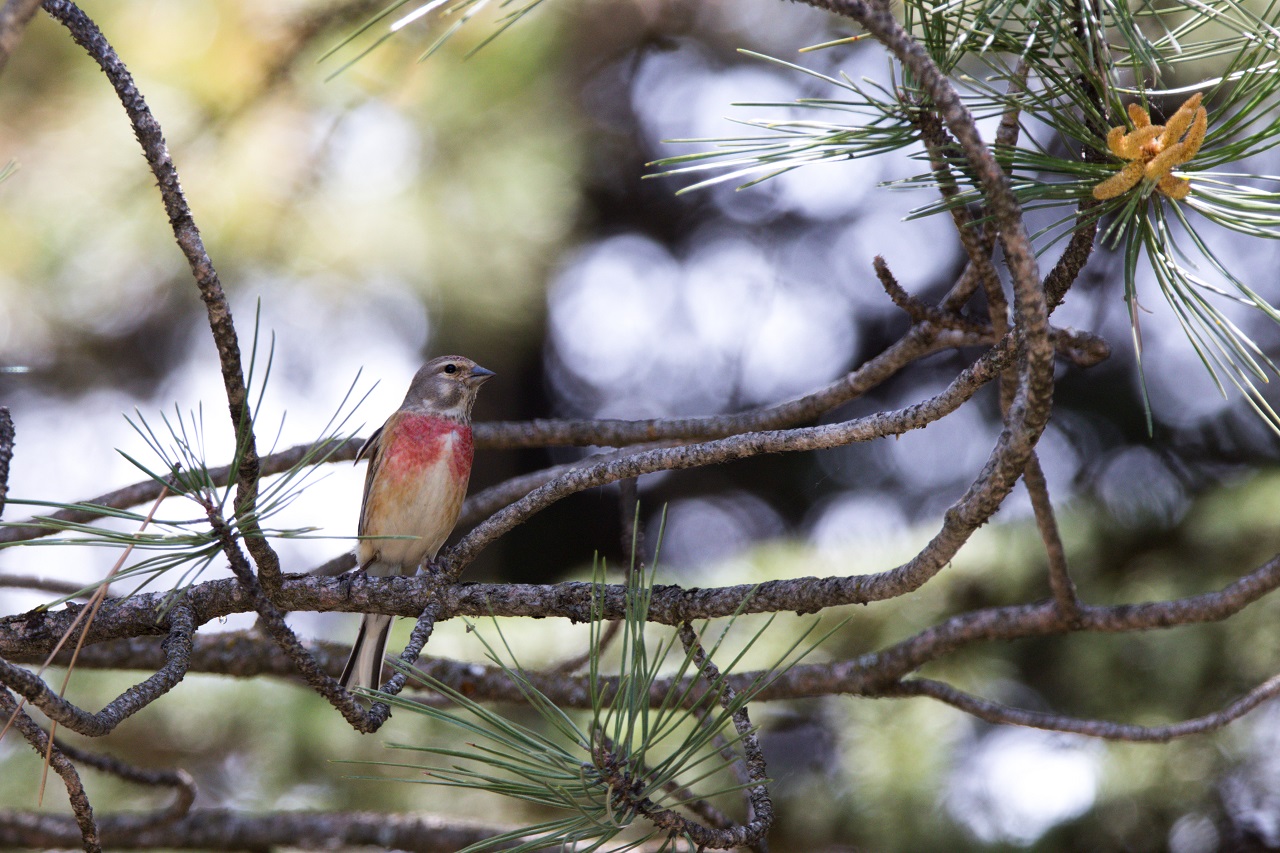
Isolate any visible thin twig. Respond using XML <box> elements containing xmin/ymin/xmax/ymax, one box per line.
<box><xmin>468</xmin><ymin>326</ymin><xmax>952</xmax><ymax>448</ymax></box>
<box><xmin>594</xmin><ymin>728</ymin><xmax>741</xmax><ymax>840</ymax></box>
<box><xmin>590</xmin><ymin>623</ymin><xmax>772</xmax><ymax>850</ymax></box>
<box><xmin>0</xmin><ymin>605</ymin><xmax>194</xmax><ymax>736</ymax></box>
<box><xmin>883</xmin><ymin>674</ymin><xmax>1280</xmax><ymax>742</ymax></box>
<box><xmin>679</xmin><ymin>622</ymin><xmax>773</xmax><ymax>848</ymax></box>
<box><xmin>0</xmin><ymin>575</ymin><xmax>103</xmax><ymax>598</ymax></box>
<box><xmin>0</xmin><ymin>326</ymin><xmax>961</xmax><ymax>546</ymax></box>
<box><xmin>202</xmin><ymin>508</ymin><xmax>391</xmax><ymax>733</ymax></box>
<box><xmin>1023</xmin><ymin>453</ymin><xmax>1081</xmax><ymax>617</ymax></box>
<box><xmin>0</xmin><ymin>688</ymin><xmax>100</xmax><ymax>852</ymax></box>
<box><xmin>913</xmin><ymin>105</ymin><xmax>1001</xmax><ymax>313</ymax></box>
<box><xmin>995</xmin><ymin>58</ymin><xmax>1030</xmax><ymax>152</ymax></box>
<box><xmin>37</xmin><ymin>486</ymin><xmax>168</xmax><ymax>803</ymax></box>
<box><xmin>41</xmin><ymin>0</ymin><xmax>282</xmax><ymax>596</ymax></box>
<box><xmin>0</xmin><ymin>406</ymin><xmax>13</xmax><ymax>519</ymax></box>
<box><xmin>874</xmin><ymin>256</ymin><xmax>986</xmax><ymax>332</ymax></box>
<box><xmin>1045</xmin><ymin>201</ymin><xmax>1100</xmax><ymax>310</ymax></box>
<box><xmin>50</xmin><ymin>740</ymin><xmax>196</xmax><ymax>830</ymax></box>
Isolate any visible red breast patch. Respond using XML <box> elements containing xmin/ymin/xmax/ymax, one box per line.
<box><xmin>381</xmin><ymin>414</ymin><xmax>473</xmax><ymax>481</ymax></box>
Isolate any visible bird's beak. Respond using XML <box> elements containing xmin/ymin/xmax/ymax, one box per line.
<box><xmin>469</xmin><ymin>365</ymin><xmax>496</xmax><ymax>385</ymax></box>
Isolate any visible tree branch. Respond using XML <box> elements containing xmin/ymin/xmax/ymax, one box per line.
<box><xmin>0</xmin><ymin>575</ymin><xmax>106</xmax><ymax>599</ymax></box>
<box><xmin>883</xmin><ymin>673</ymin><xmax>1280</xmax><ymax>742</ymax></box>
<box><xmin>445</xmin><ymin>333</ymin><xmax>1016</xmax><ymax>574</ymax></box>
<box><xmin>0</xmin><ymin>438</ymin><xmax>360</xmax><ymax>545</ymax></box>
<box><xmin>40</xmin><ymin>0</ymin><xmax>282</xmax><ymax>595</ymax></box>
<box><xmin>0</xmin><ymin>808</ymin><xmax>519</xmax><ymax>852</ymax></box>
<box><xmin>47</xmin><ymin>740</ymin><xmax>196</xmax><ymax>831</ymax></box>
<box><xmin>0</xmin><ymin>604</ymin><xmax>194</xmax><ymax>737</ymax></box>
<box><xmin>201</xmin><ymin>511</ymin><xmax>390</xmax><ymax>733</ymax></box>
<box><xmin>5</xmin><ymin>535</ymin><xmax>1275</xmax><ymax>662</ymax></box>
<box><xmin>0</xmin><ymin>407</ymin><xmax>12</xmax><ymax>520</ymax></box>
<box><xmin>0</xmin><ymin>688</ymin><xmax>100</xmax><ymax>852</ymax></box>
<box><xmin>0</xmin><ymin>324</ymin><xmax>963</xmax><ymax>548</ymax></box>
<box><xmin>1024</xmin><ymin>452</ymin><xmax>1081</xmax><ymax>618</ymax></box>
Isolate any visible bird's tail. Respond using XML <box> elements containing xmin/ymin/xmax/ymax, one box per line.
<box><xmin>338</xmin><ymin>612</ymin><xmax>394</xmax><ymax>693</ymax></box>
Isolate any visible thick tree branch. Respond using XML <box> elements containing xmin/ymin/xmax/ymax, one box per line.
<box><xmin>4</xmin><ymin>537</ymin><xmax>1271</xmax><ymax>659</ymax></box>
<box><xmin>0</xmin><ymin>808</ymin><xmax>517</xmax><ymax>852</ymax></box>
<box><xmin>8</xmin><ymin>539</ymin><xmax>1280</xmax><ymax>704</ymax></box>
<box><xmin>0</xmin><ymin>605</ymin><xmax>194</xmax><ymax>737</ymax></box>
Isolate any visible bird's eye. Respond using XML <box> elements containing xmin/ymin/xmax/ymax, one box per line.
<box><xmin>443</xmin><ymin>363</ymin><xmax>458</xmax><ymax>375</ymax></box>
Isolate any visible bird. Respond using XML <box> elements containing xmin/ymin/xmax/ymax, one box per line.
<box><xmin>338</xmin><ymin>355</ymin><xmax>494</xmax><ymax>693</ymax></box>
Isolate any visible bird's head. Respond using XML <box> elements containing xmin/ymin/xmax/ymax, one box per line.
<box><xmin>402</xmin><ymin>355</ymin><xmax>494</xmax><ymax>418</ymax></box>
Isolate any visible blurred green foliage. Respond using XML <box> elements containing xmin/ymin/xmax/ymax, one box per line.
<box><xmin>0</xmin><ymin>0</ymin><xmax>581</xmax><ymax>384</ymax></box>
<box><xmin>4</xmin><ymin>1</ymin><xmax>1280</xmax><ymax>850</ymax></box>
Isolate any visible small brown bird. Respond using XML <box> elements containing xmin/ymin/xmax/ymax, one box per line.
<box><xmin>339</xmin><ymin>355</ymin><xmax>494</xmax><ymax>693</ymax></box>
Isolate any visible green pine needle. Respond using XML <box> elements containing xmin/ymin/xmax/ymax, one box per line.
<box><xmin>352</xmin><ymin>540</ymin><xmax>836</xmax><ymax>852</ymax></box>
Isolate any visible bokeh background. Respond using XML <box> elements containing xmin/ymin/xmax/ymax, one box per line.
<box><xmin>3</xmin><ymin>1</ymin><xmax>1280</xmax><ymax>850</ymax></box>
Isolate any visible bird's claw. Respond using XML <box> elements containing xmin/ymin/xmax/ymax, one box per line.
<box><xmin>341</xmin><ymin>565</ymin><xmax>368</xmax><ymax>597</ymax></box>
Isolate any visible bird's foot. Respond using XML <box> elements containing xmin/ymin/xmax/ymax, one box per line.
<box><xmin>341</xmin><ymin>565</ymin><xmax>369</xmax><ymax>597</ymax></box>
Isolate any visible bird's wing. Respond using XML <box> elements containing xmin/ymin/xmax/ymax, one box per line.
<box><xmin>356</xmin><ymin>423</ymin><xmax>385</xmax><ymax>537</ymax></box>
